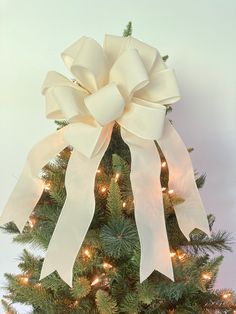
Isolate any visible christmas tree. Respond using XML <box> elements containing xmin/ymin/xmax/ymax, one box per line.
<box><xmin>1</xmin><ymin>23</ymin><xmax>236</xmax><ymax>314</ymax></box>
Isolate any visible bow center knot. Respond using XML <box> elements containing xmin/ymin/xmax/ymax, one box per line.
<box><xmin>84</xmin><ymin>82</ymin><xmax>125</xmax><ymax>126</ymax></box>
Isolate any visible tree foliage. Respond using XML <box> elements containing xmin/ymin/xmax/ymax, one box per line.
<box><xmin>1</xmin><ymin>22</ymin><xmax>235</xmax><ymax>314</ymax></box>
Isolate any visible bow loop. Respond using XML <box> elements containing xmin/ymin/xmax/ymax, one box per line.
<box><xmin>62</xmin><ymin>37</ymin><xmax>108</xmax><ymax>93</ymax></box>
<box><xmin>42</xmin><ymin>71</ymin><xmax>89</xmax><ymax>121</ymax></box>
<box><xmin>109</xmin><ymin>49</ymin><xmax>149</xmax><ymax>101</ymax></box>
<box><xmin>135</xmin><ymin>69</ymin><xmax>181</xmax><ymax>104</ymax></box>
<box><xmin>104</xmin><ymin>35</ymin><xmax>157</xmax><ymax>73</ymax></box>
<box><xmin>118</xmin><ymin>98</ymin><xmax>166</xmax><ymax>140</ymax></box>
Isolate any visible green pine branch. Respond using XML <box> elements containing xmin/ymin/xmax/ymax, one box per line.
<box><xmin>54</xmin><ymin>120</ymin><xmax>68</xmax><ymax>129</ymax></box>
<box><xmin>106</xmin><ymin>179</ymin><xmax>123</xmax><ymax>218</ymax></box>
<box><xmin>136</xmin><ymin>280</ymin><xmax>157</xmax><ymax>305</ymax></box>
<box><xmin>187</xmin><ymin>230</ymin><xmax>233</xmax><ymax>254</ymax></box>
<box><xmin>123</xmin><ymin>22</ymin><xmax>132</xmax><ymax>37</ymax></box>
<box><xmin>120</xmin><ymin>292</ymin><xmax>139</xmax><ymax>313</ymax></box>
<box><xmin>0</xmin><ymin>221</ymin><xmax>20</xmax><ymax>235</ymax></box>
<box><xmin>71</xmin><ymin>277</ymin><xmax>91</xmax><ymax>299</ymax></box>
<box><xmin>100</xmin><ymin>218</ymin><xmax>139</xmax><ymax>258</ymax></box>
<box><xmin>96</xmin><ymin>290</ymin><xmax>118</xmax><ymax>314</ymax></box>
<box><xmin>195</xmin><ymin>173</ymin><xmax>207</xmax><ymax>189</ymax></box>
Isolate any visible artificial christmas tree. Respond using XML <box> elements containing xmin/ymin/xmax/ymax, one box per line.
<box><xmin>1</xmin><ymin>23</ymin><xmax>236</xmax><ymax>313</ymax></box>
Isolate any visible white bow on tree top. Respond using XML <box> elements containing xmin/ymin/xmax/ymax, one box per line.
<box><xmin>0</xmin><ymin>34</ymin><xmax>210</xmax><ymax>287</ymax></box>
<box><xmin>42</xmin><ymin>35</ymin><xmax>180</xmax><ymax>156</ymax></box>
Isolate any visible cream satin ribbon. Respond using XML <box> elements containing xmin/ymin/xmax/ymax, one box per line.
<box><xmin>0</xmin><ymin>35</ymin><xmax>210</xmax><ymax>286</ymax></box>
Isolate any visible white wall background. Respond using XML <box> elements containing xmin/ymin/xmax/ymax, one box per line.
<box><xmin>0</xmin><ymin>0</ymin><xmax>235</xmax><ymax>312</ymax></box>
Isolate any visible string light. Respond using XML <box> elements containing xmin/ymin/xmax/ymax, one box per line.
<box><xmin>35</xmin><ymin>283</ymin><xmax>42</xmax><ymax>288</ymax></box>
<box><xmin>96</xmin><ymin>169</ymin><xmax>101</xmax><ymax>174</ymax></box>
<box><xmin>178</xmin><ymin>253</ymin><xmax>186</xmax><ymax>260</ymax></box>
<box><xmin>222</xmin><ymin>293</ymin><xmax>231</xmax><ymax>299</ymax></box>
<box><xmin>19</xmin><ymin>275</ymin><xmax>29</xmax><ymax>285</ymax></box>
<box><xmin>162</xmin><ymin>161</ymin><xmax>167</xmax><ymax>167</ymax></box>
<box><xmin>122</xmin><ymin>202</ymin><xmax>126</xmax><ymax>208</ymax></box>
<box><xmin>202</xmin><ymin>273</ymin><xmax>211</xmax><ymax>280</ymax></box>
<box><xmin>28</xmin><ymin>217</ymin><xmax>37</xmax><ymax>229</ymax></box>
<box><xmin>168</xmin><ymin>189</ymin><xmax>174</xmax><ymax>195</ymax></box>
<box><xmin>91</xmin><ymin>277</ymin><xmax>100</xmax><ymax>286</ymax></box>
<box><xmin>100</xmin><ymin>187</ymin><xmax>107</xmax><ymax>193</ymax></box>
<box><xmin>115</xmin><ymin>173</ymin><xmax>120</xmax><ymax>181</ymax></box>
<box><xmin>74</xmin><ymin>300</ymin><xmax>79</xmax><ymax>306</ymax></box>
<box><xmin>22</xmin><ymin>277</ymin><xmax>29</xmax><ymax>284</ymax></box>
<box><xmin>162</xmin><ymin>187</ymin><xmax>167</xmax><ymax>192</ymax></box>
<box><xmin>44</xmin><ymin>182</ymin><xmax>51</xmax><ymax>191</ymax></box>
<box><xmin>84</xmin><ymin>249</ymin><xmax>91</xmax><ymax>258</ymax></box>
<box><xmin>170</xmin><ymin>252</ymin><xmax>176</xmax><ymax>258</ymax></box>
<box><xmin>103</xmin><ymin>262</ymin><xmax>112</xmax><ymax>269</ymax></box>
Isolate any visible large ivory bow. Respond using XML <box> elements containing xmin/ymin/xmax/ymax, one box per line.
<box><xmin>0</xmin><ymin>35</ymin><xmax>210</xmax><ymax>287</ymax></box>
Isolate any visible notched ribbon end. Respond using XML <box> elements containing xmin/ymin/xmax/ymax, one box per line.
<box><xmin>159</xmin><ymin>267</ymin><xmax>175</xmax><ymax>283</ymax></box>
<box><xmin>139</xmin><ymin>259</ymin><xmax>175</xmax><ymax>284</ymax></box>
<box><xmin>140</xmin><ymin>268</ymin><xmax>175</xmax><ymax>284</ymax></box>
<box><xmin>40</xmin><ymin>268</ymin><xmax>73</xmax><ymax>288</ymax></box>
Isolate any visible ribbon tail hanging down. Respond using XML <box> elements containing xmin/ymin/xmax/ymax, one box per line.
<box><xmin>40</xmin><ymin>127</ymin><xmax>113</xmax><ymax>287</ymax></box>
<box><xmin>0</xmin><ymin>128</ymin><xmax>68</xmax><ymax>232</ymax></box>
<box><xmin>121</xmin><ymin>128</ymin><xmax>174</xmax><ymax>283</ymax></box>
<box><xmin>157</xmin><ymin>119</ymin><xmax>211</xmax><ymax>240</ymax></box>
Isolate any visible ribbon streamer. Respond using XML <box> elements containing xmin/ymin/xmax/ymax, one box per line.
<box><xmin>0</xmin><ymin>34</ymin><xmax>210</xmax><ymax>286</ymax></box>
<box><xmin>158</xmin><ymin>120</ymin><xmax>211</xmax><ymax>239</ymax></box>
<box><xmin>121</xmin><ymin>128</ymin><xmax>174</xmax><ymax>282</ymax></box>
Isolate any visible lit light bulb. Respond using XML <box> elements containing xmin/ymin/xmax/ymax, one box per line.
<box><xmin>162</xmin><ymin>161</ymin><xmax>167</xmax><ymax>167</ymax></box>
<box><xmin>44</xmin><ymin>182</ymin><xmax>51</xmax><ymax>191</ymax></box>
<box><xmin>35</xmin><ymin>283</ymin><xmax>42</xmax><ymax>288</ymax></box>
<box><xmin>20</xmin><ymin>275</ymin><xmax>29</xmax><ymax>285</ymax></box>
<box><xmin>28</xmin><ymin>217</ymin><xmax>37</xmax><ymax>228</ymax></box>
<box><xmin>202</xmin><ymin>273</ymin><xmax>211</xmax><ymax>280</ymax></box>
<box><xmin>168</xmin><ymin>189</ymin><xmax>174</xmax><ymax>195</ymax></box>
<box><xmin>178</xmin><ymin>253</ymin><xmax>186</xmax><ymax>260</ymax></box>
<box><xmin>103</xmin><ymin>262</ymin><xmax>112</xmax><ymax>269</ymax></box>
<box><xmin>91</xmin><ymin>277</ymin><xmax>100</xmax><ymax>286</ymax></box>
<box><xmin>222</xmin><ymin>293</ymin><xmax>231</xmax><ymax>299</ymax></box>
<box><xmin>162</xmin><ymin>187</ymin><xmax>167</xmax><ymax>192</ymax></box>
<box><xmin>22</xmin><ymin>277</ymin><xmax>29</xmax><ymax>284</ymax></box>
<box><xmin>170</xmin><ymin>252</ymin><xmax>176</xmax><ymax>257</ymax></box>
<box><xmin>84</xmin><ymin>249</ymin><xmax>91</xmax><ymax>258</ymax></box>
<box><xmin>74</xmin><ymin>300</ymin><xmax>79</xmax><ymax>306</ymax></box>
<box><xmin>96</xmin><ymin>169</ymin><xmax>101</xmax><ymax>174</ymax></box>
<box><xmin>100</xmin><ymin>187</ymin><xmax>107</xmax><ymax>193</ymax></box>
<box><xmin>115</xmin><ymin>173</ymin><xmax>120</xmax><ymax>181</ymax></box>
<box><xmin>122</xmin><ymin>202</ymin><xmax>126</xmax><ymax>208</ymax></box>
